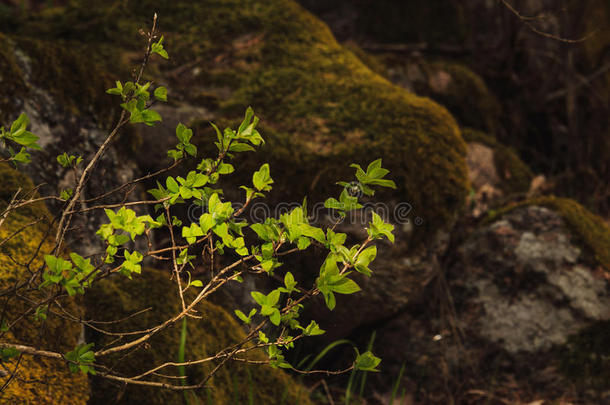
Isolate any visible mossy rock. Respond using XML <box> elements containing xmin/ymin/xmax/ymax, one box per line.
<box><xmin>0</xmin><ymin>165</ymin><xmax>89</xmax><ymax>404</ymax></box>
<box><xmin>462</xmin><ymin>128</ymin><xmax>533</xmax><ymax>194</ymax></box>
<box><xmin>6</xmin><ymin>0</ymin><xmax>470</xmax><ymax>244</ymax></box>
<box><xmin>342</xmin><ymin>41</ymin><xmax>388</xmax><ymax>77</ymax></box>
<box><xmin>416</xmin><ymin>61</ymin><xmax>501</xmax><ymax>133</ymax></box>
<box><xmin>84</xmin><ymin>268</ymin><xmax>312</xmax><ymax>405</ymax></box>
<box><xmin>488</xmin><ymin>196</ymin><xmax>610</xmax><ymax>270</ymax></box>
<box><xmin>0</xmin><ymin>32</ymin><xmax>116</xmax><ymax>126</ymax></box>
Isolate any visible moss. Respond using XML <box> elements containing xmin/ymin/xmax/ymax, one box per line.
<box><xmin>0</xmin><ymin>165</ymin><xmax>89</xmax><ymax>404</ymax></box>
<box><xmin>342</xmin><ymin>41</ymin><xmax>388</xmax><ymax>77</ymax></box>
<box><xmin>0</xmin><ymin>32</ymin><xmax>116</xmax><ymax>127</ymax></box>
<box><xmin>0</xmin><ymin>36</ymin><xmax>28</xmax><ymax>125</ymax></box>
<box><xmin>85</xmin><ymin>268</ymin><xmax>313</xmax><ymax>405</ymax></box>
<box><xmin>461</xmin><ymin>128</ymin><xmax>533</xmax><ymax>194</ymax></box>
<box><xmin>0</xmin><ymin>163</ymin><xmax>50</xmax><ymax>219</ymax></box>
<box><xmin>488</xmin><ymin>196</ymin><xmax>610</xmax><ymax>270</ymax></box>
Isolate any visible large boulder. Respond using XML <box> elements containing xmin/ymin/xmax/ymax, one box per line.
<box><xmin>462</xmin><ymin>128</ymin><xmax>533</xmax><ymax>196</ymax></box>
<box><xmin>369</xmin><ymin>197</ymin><xmax>610</xmax><ymax>403</ymax></box>
<box><xmin>6</xmin><ymin>0</ymin><xmax>470</xmax><ymax>244</ymax></box>
<box><xmin>457</xmin><ymin>202</ymin><xmax>609</xmax><ymax>353</ymax></box>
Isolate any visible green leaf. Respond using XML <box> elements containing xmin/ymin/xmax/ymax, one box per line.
<box><xmin>296</xmin><ymin>236</ymin><xmax>311</xmax><ymax>250</ymax></box>
<box><xmin>367</xmin><ymin>212</ymin><xmax>395</xmax><ymax>243</ymax></box>
<box><xmin>60</xmin><ymin>188</ymin><xmax>74</xmax><ymax>201</ymax></box>
<box><xmin>229</xmin><ymin>142</ymin><xmax>255</xmax><ymax>153</ymax></box>
<box><xmin>10</xmin><ymin>113</ymin><xmax>28</xmax><ymax>134</ymax></box>
<box><xmin>154</xmin><ymin>86</ymin><xmax>167</xmax><ymax>102</ymax></box>
<box><xmin>252</xmin><ymin>164</ymin><xmax>273</xmax><ymax>191</ymax></box>
<box><xmin>234</xmin><ymin>309</ymin><xmax>250</xmax><ymax>324</ymax></box>
<box><xmin>354</xmin><ymin>351</ymin><xmax>381</xmax><ymax>372</ymax></box>
<box><xmin>11</xmin><ymin>147</ymin><xmax>31</xmax><ymax>164</ymax></box>
<box><xmin>251</xmin><ymin>291</ymin><xmax>266</xmax><ymax>306</ymax></box>
<box><xmin>141</xmin><ymin>109</ymin><xmax>162</xmax><ymax>126</ymax></box>
<box><xmin>282</xmin><ymin>271</ymin><xmax>297</xmax><ymax>293</ymax></box>
<box><xmin>151</xmin><ymin>35</ymin><xmax>169</xmax><ymax>59</ymax></box>
<box><xmin>238</xmin><ymin>107</ymin><xmax>254</xmax><ymax>135</ymax></box>
<box><xmin>176</xmin><ymin>123</ymin><xmax>193</xmax><ymax>143</ymax></box>
<box><xmin>267</xmin><ymin>289</ymin><xmax>281</xmax><ymax>306</ymax></box>
<box><xmin>250</xmin><ymin>223</ymin><xmax>271</xmax><ymax>241</ymax></box>
<box><xmin>166</xmin><ymin>177</ymin><xmax>179</xmax><ymax>193</ymax></box>
<box><xmin>330</xmin><ymin>277</ymin><xmax>361</xmax><ymax>294</ymax></box>
<box><xmin>217</xmin><ymin>162</ymin><xmax>234</xmax><ymax>174</ymax></box>
<box><xmin>303</xmin><ymin>321</ymin><xmax>325</xmax><ymax>336</ymax></box>
<box><xmin>355</xmin><ymin>246</ymin><xmax>376</xmax><ymax>277</ymax></box>
<box><xmin>269</xmin><ymin>310</ymin><xmax>281</xmax><ymax>326</ymax></box>
<box><xmin>65</xmin><ymin>343</ymin><xmax>96</xmax><ymax>375</ymax></box>
<box><xmin>190</xmin><ymin>280</ymin><xmax>204</xmax><ymax>287</ymax></box>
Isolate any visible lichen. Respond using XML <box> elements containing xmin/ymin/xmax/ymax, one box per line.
<box><xmin>0</xmin><ymin>165</ymin><xmax>90</xmax><ymax>404</ymax></box>
<box><xmin>488</xmin><ymin>196</ymin><xmax>610</xmax><ymax>270</ymax></box>
<box><xmin>462</xmin><ymin>127</ymin><xmax>533</xmax><ymax>194</ymax></box>
<box><xmin>85</xmin><ymin>268</ymin><xmax>313</xmax><ymax>405</ymax></box>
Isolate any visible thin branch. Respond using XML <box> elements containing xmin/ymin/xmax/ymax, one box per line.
<box><xmin>499</xmin><ymin>0</ymin><xmax>598</xmax><ymax>43</ymax></box>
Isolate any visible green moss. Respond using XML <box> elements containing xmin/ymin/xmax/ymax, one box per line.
<box><xmin>488</xmin><ymin>196</ymin><xmax>610</xmax><ymax>270</ymax></box>
<box><xmin>0</xmin><ymin>163</ymin><xmax>50</xmax><ymax>219</ymax></box>
<box><xmin>0</xmin><ymin>36</ymin><xmax>28</xmax><ymax>125</ymax></box>
<box><xmin>85</xmin><ymin>268</ymin><xmax>313</xmax><ymax>405</ymax></box>
<box><xmin>0</xmin><ymin>165</ymin><xmax>89</xmax><ymax>404</ymax></box>
<box><xmin>0</xmin><ymin>32</ymin><xmax>116</xmax><ymax>127</ymax></box>
<box><xmin>342</xmin><ymin>41</ymin><xmax>388</xmax><ymax>77</ymax></box>
<box><xmin>462</xmin><ymin>128</ymin><xmax>533</xmax><ymax>194</ymax></box>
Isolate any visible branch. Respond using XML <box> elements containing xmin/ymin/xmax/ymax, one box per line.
<box><xmin>498</xmin><ymin>0</ymin><xmax>597</xmax><ymax>43</ymax></box>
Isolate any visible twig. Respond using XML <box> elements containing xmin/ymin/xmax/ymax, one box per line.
<box><xmin>498</xmin><ymin>0</ymin><xmax>597</xmax><ymax>43</ymax></box>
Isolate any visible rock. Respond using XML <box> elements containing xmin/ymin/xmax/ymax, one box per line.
<box><xmin>85</xmin><ymin>268</ymin><xmax>312</xmax><ymax>405</ymax></box>
<box><xmin>0</xmin><ymin>34</ymin><xmax>145</xmax><ymax>256</ymax></box>
<box><xmin>462</xmin><ymin>128</ymin><xmax>534</xmax><ymax>195</ymax></box>
<box><xmin>385</xmin><ymin>59</ymin><xmax>501</xmax><ymax>134</ymax></box>
<box><xmin>458</xmin><ymin>205</ymin><xmax>609</xmax><ymax>352</ymax></box>
<box><xmin>365</xmin><ymin>198</ymin><xmax>610</xmax><ymax>402</ymax></box>
<box><xmin>466</xmin><ymin>142</ymin><xmax>501</xmax><ymax>190</ymax></box>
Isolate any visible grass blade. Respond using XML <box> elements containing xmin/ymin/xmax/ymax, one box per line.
<box><xmin>389</xmin><ymin>362</ymin><xmax>406</xmax><ymax>404</ymax></box>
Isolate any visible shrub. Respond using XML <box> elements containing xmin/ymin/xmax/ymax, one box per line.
<box><xmin>0</xmin><ymin>15</ymin><xmax>395</xmax><ymax>400</ymax></box>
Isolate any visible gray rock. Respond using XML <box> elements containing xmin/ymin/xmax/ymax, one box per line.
<box><xmin>460</xmin><ymin>205</ymin><xmax>610</xmax><ymax>353</ymax></box>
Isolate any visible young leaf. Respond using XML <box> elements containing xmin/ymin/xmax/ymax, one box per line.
<box><xmin>154</xmin><ymin>86</ymin><xmax>167</xmax><ymax>102</ymax></box>
<box><xmin>151</xmin><ymin>35</ymin><xmax>169</xmax><ymax>59</ymax></box>
<box><xmin>354</xmin><ymin>351</ymin><xmax>381</xmax><ymax>372</ymax></box>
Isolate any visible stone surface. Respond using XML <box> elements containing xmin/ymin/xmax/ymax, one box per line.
<box><xmin>459</xmin><ymin>205</ymin><xmax>610</xmax><ymax>353</ymax></box>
